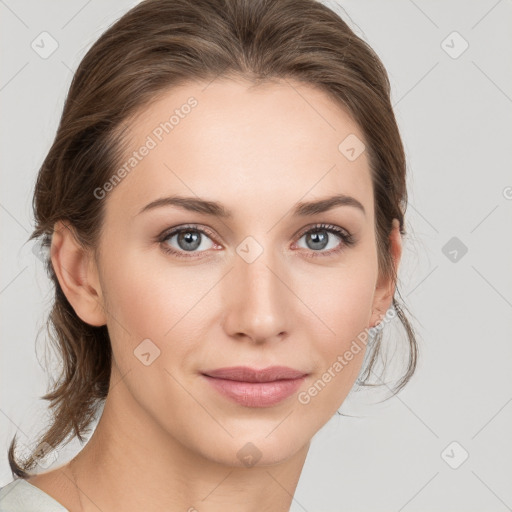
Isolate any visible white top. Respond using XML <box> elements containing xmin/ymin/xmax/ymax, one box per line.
<box><xmin>0</xmin><ymin>479</ymin><xmax>69</xmax><ymax>511</ymax></box>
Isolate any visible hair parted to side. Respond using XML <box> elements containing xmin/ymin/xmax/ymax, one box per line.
<box><xmin>9</xmin><ymin>0</ymin><xmax>418</xmax><ymax>478</ymax></box>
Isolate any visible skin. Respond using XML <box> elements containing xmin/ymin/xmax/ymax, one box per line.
<box><xmin>27</xmin><ymin>77</ymin><xmax>402</xmax><ymax>512</ymax></box>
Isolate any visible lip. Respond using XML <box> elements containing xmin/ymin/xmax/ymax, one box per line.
<box><xmin>201</xmin><ymin>366</ymin><xmax>309</xmax><ymax>408</ymax></box>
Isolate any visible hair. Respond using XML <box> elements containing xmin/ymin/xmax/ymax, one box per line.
<box><xmin>9</xmin><ymin>0</ymin><xmax>419</xmax><ymax>478</ymax></box>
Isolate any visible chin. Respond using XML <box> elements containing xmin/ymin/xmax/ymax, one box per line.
<box><xmin>199</xmin><ymin>429</ymin><xmax>309</xmax><ymax>469</ymax></box>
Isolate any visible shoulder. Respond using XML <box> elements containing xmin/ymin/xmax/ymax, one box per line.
<box><xmin>0</xmin><ymin>478</ymin><xmax>70</xmax><ymax>512</ymax></box>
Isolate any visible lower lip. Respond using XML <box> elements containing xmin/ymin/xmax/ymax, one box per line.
<box><xmin>202</xmin><ymin>375</ymin><xmax>306</xmax><ymax>407</ymax></box>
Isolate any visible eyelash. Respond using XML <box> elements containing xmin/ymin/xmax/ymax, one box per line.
<box><xmin>157</xmin><ymin>223</ymin><xmax>355</xmax><ymax>259</ymax></box>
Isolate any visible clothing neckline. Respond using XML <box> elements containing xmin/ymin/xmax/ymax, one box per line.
<box><xmin>12</xmin><ymin>478</ymin><xmax>70</xmax><ymax>511</ymax></box>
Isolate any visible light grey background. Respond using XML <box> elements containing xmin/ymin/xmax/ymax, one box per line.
<box><xmin>1</xmin><ymin>1</ymin><xmax>511</xmax><ymax>511</ymax></box>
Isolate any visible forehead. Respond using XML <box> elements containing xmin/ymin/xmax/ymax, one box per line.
<box><xmin>105</xmin><ymin>77</ymin><xmax>373</xmax><ymax>223</ymax></box>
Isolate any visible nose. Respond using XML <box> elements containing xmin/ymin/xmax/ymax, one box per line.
<box><xmin>222</xmin><ymin>248</ymin><xmax>291</xmax><ymax>345</ymax></box>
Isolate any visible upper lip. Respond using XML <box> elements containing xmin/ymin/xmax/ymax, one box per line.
<box><xmin>202</xmin><ymin>366</ymin><xmax>308</xmax><ymax>383</ymax></box>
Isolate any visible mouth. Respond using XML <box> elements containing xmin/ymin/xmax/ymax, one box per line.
<box><xmin>201</xmin><ymin>366</ymin><xmax>309</xmax><ymax>407</ymax></box>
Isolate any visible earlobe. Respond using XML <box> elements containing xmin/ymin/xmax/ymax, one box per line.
<box><xmin>369</xmin><ymin>218</ymin><xmax>402</xmax><ymax>328</ymax></box>
<box><xmin>50</xmin><ymin>220</ymin><xmax>107</xmax><ymax>327</ymax></box>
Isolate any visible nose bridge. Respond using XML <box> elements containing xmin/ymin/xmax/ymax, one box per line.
<box><xmin>223</xmin><ymin>237</ymin><xmax>290</xmax><ymax>342</ymax></box>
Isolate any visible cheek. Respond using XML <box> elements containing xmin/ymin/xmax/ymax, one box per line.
<box><xmin>331</xmin><ymin>276</ymin><xmax>375</xmax><ymax>338</ymax></box>
<box><xmin>98</xmin><ymin>251</ymin><xmax>204</xmax><ymax>419</ymax></box>
<box><xmin>298</xmin><ymin>260</ymin><xmax>377</xmax><ymax>344</ymax></box>
<box><xmin>294</xmin><ymin>257</ymin><xmax>377</xmax><ymax>405</ymax></box>
<box><xmin>296</xmin><ymin>280</ymin><xmax>375</xmax><ymax>420</ymax></box>
<box><xmin>100</xmin><ymin>249</ymin><xmax>212</xmax><ymax>364</ymax></box>
<box><xmin>102</xmin><ymin>245</ymin><xmax>180</xmax><ymax>326</ymax></box>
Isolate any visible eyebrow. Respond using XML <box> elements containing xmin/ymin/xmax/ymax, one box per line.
<box><xmin>138</xmin><ymin>193</ymin><xmax>366</xmax><ymax>218</ymax></box>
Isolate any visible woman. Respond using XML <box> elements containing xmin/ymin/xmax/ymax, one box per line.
<box><xmin>0</xmin><ymin>0</ymin><xmax>417</xmax><ymax>510</ymax></box>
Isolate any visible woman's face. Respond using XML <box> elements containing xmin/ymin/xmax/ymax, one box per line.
<box><xmin>81</xmin><ymin>77</ymin><xmax>399</xmax><ymax>467</ymax></box>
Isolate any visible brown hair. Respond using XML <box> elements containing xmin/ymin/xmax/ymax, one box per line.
<box><xmin>9</xmin><ymin>0</ymin><xmax>418</xmax><ymax>478</ymax></box>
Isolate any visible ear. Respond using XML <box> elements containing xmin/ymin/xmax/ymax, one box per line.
<box><xmin>50</xmin><ymin>220</ymin><xmax>107</xmax><ymax>327</ymax></box>
<box><xmin>369</xmin><ymin>218</ymin><xmax>402</xmax><ymax>328</ymax></box>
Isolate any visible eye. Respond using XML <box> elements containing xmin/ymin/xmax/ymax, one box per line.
<box><xmin>159</xmin><ymin>224</ymin><xmax>218</xmax><ymax>258</ymax></box>
<box><xmin>293</xmin><ymin>223</ymin><xmax>355</xmax><ymax>258</ymax></box>
<box><xmin>157</xmin><ymin>222</ymin><xmax>356</xmax><ymax>259</ymax></box>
